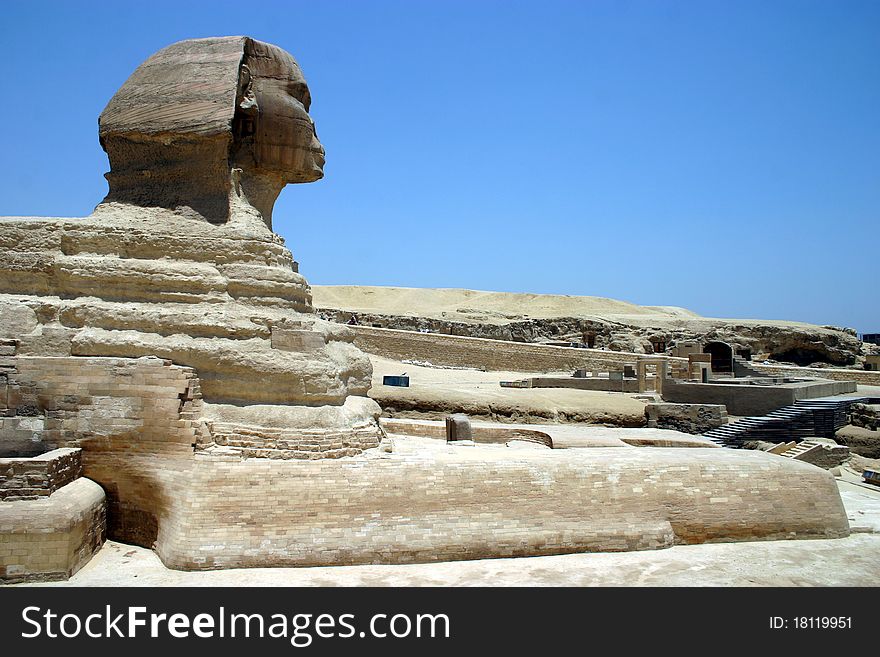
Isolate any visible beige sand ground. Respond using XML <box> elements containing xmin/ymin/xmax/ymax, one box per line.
<box><xmin>17</xmin><ymin>479</ymin><xmax>879</xmax><ymax>587</ymax></box>
<box><xmin>381</xmin><ymin>418</ymin><xmax>717</xmax><ymax>448</ymax></box>
<box><xmin>369</xmin><ymin>356</ymin><xmax>647</xmax><ymax>425</ymax></box>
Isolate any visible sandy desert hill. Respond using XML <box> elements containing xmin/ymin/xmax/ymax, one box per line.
<box><xmin>311</xmin><ymin>285</ymin><xmax>869</xmax><ymax>366</ymax></box>
<box><xmin>312</xmin><ymin>285</ymin><xmax>841</xmax><ymax>330</ymax></box>
<box><xmin>312</xmin><ymin>285</ymin><xmax>698</xmax><ymax>323</ymax></box>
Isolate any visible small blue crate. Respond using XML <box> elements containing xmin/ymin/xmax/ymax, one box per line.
<box><xmin>383</xmin><ymin>375</ymin><xmax>410</xmax><ymax>387</ymax></box>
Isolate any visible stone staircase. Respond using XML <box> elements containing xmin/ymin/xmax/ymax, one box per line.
<box><xmin>777</xmin><ymin>440</ymin><xmax>823</xmax><ymax>459</ymax></box>
<box><xmin>703</xmin><ymin>396</ymin><xmax>865</xmax><ymax>448</ymax></box>
<box><xmin>773</xmin><ymin>439</ymin><xmax>850</xmax><ymax>469</ymax></box>
<box><xmin>732</xmin><ymin>355</ymin><xmax>769</xmax><ymax>378</ymax></box>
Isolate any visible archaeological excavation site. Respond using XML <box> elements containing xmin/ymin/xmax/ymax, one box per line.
<box><xmin>1</xmin><ymin>35</ymin><xmax>878</xmax><ymax>587</ymax></box>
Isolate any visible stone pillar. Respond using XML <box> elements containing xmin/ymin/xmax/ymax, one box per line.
<box><xmin>655</xmin><ymin>359</ymin><xmax>668</xmax><ymax>395</ymax></box>
<box><xmin>445</xmin><ymin>414</ymin><xmax>473</xmax><ymax>443</ymax></box>
<box><xmin>637</xmin><ymin>360</ymin><xmax>649</xmax><ymax>393</ymax></box>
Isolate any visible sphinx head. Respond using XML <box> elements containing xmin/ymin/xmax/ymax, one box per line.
<box><xmin>98</xmin><ymin>36</ymin><xmax>323</xmax><ymax>227</ymax></box>
<box><xmin>235</xmin><ymin>40</ymin><xmax>325</xmax><ymax>183</ymax></box>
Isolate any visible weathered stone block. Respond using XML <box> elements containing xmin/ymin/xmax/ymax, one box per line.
<box><xmin>645</xmin><ymin>403</ymin><xmax>727</xmax><ymax>435</ymax></box>
<box><xmin>270</xmin><ymin>328</ymin><xmax>325</xmax><ymax>353</ymax></box>
<box><xmin>445</xmin><ymin>414</ymin><xmax>473</xmax><ymax>442</ymax></box>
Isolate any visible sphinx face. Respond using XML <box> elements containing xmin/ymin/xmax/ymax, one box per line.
<box><xmin>245</xmin><ymin>40</ymin><xmax>325</xmax><ymax>183</ymax></box>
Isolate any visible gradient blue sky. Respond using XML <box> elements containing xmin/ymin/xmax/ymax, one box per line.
<box><xmin>2</xmin><ymin>1</ymin><xmax>877</xmax><ymax>330</ymax></box>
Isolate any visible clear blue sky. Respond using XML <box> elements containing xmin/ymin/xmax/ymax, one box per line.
<box><xmin>2</xmin><ymin>1</ymin><xmax>878</xmax><ymax>331</ymax></box>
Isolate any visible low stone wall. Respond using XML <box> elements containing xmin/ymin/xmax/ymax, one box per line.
<box><xmin>645</xmin><ymin>404</ymin><xmax>727</xmax><ymax>435</ymax></box>
<box><xmin>352</xmin><ymin>326</ymin><xmax>685</xmax><ymax>373</ymax></box>
<box><xmin>352</xmin><ymin>326</ymin><xmax>879</xmax><ymax>386</ymax></box>
<box><xmin>0</xmin><ymin>477</ymin><xmax>106</xmax><ymax>583</ymax></box>
<box><xmin>381</xmin><ymin>417</ymin><xmax>554</xmax><ymax>447</ymax></box>
<box><xmin>751</xmin><ymin>362</ymin><xmax>880</xmax><ymax>386</ymax></box>
<box><xmin>0</xmin><ymin>448</ymin><xmax>83</xmax><ymax>501</ymax></box>
<box><xmin>528</xmin><ymin>376</ymin><xmax>640</xmax><ymax>393</ymax></box>
<box><xmin>850</xmin><ymin>404</ymin><xmax>880</xmax><ymax>431</ymax></box>
<box><xmin>207</xmin><ymin>422</ymin><xmax>380</xmax><ymax>460</ymax></box>
<box><xmin>662</xmin><ymin>378</ymin><xmax>857</xmax><ymax>416</ymax></box>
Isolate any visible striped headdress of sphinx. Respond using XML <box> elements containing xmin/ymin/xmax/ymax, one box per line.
<box><xmin>98</xmin><ymin>36</ymin><xmax>324</xmax><ymax>226</ymax></box>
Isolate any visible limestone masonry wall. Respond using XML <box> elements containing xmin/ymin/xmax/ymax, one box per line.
<box><xmin>352</xmin><ymin>326</ymin><xmax>683</xmax><ymax>373</ymax></box>
<box><xmin>5</xmin><ymin>355</ymin><xmax>203</xmax><ymax>457</ymax></box>
<box><xmin>2</xmin><ymin>355</ymin><xmax>201</xmax><ymax>547</ymax></box>
<box><xmin>662</xmin><ymin>378</ymin><xmax>857</xmax><ymax>416</ymax></box>
<box><xmin>354</xmin><ymin>326</ymin><xmax>880</xmax><ymax>386</ymax></box>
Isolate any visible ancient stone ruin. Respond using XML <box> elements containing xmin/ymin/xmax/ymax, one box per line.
<box><xmin>0</xmin><ymin>36</ymin><xmax>852</xmax><ymax>582</ymax></box>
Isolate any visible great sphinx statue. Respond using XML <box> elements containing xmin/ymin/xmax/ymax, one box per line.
<box><xmin>0</xmin><ymin>37</ymin><xmax>849</xmax><ymax>572</ymax></box>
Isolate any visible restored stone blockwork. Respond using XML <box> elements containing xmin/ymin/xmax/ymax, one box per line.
<box><xmin>3</xmin><ymin>355</ymin><xmax>382</xmax><ymax>548</ymax></box>
<box><xmin>3</xmin><ymin>355</ymin><xmax>201</xmax><ymax>547</ymax></box>
<box><xmin>153</xmin><ymin>445</ymin><xmax>849</xmax><ymax>569</ymax></box>
<box><xmin>0</xmin><ymin>478</ymin><xmax>105</xmax><ymax>583</ymax></box>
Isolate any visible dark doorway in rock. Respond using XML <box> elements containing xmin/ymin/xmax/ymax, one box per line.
<box><xmin>703</xmin><ymin>341</ymin><xmax>734</xmax><ymax>373</ymax></box>
<box><xmin>650</xmin><ymin>338</ymin><xmax>667</xmax><ymax>353</ymax></box>
<box><xmin>770</xmin><ymin>348</ymin><xmax>829</xmax><ymax>367</ymax></box>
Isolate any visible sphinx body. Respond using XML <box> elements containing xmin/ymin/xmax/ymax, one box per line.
<box><xmin>0</xmin><ymin>37</ymin><xmax>385</xmax><ymax>558</ymax></box>
<box><xmin>0</xmin><ymin>37</ymin><xmax>849</xmax><ymax>571</ymax></box>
